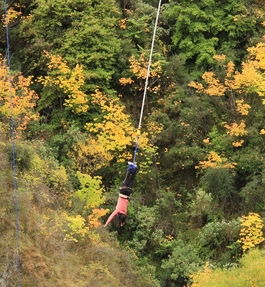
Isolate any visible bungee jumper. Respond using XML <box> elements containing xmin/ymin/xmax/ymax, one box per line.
<box><xmin>104</xmin><ymin>0</ymin><xmax>162</xmax><ymax>228</ymax></box>
<box><xmin>104</xmin><ymin>161</ymin><xmax>138</xmax><ymax>227</ymax></box>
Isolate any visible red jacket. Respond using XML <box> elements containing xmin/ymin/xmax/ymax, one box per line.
<box><xmin>104</xmin><ymin>195</ymin><xmax>129</xmax><ymax>226</ymax></box>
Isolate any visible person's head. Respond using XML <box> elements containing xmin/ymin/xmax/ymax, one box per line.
<box><xmin>115</xmin><ymin>213</ymin><xmax>127</xmax><ymax>228</ymax></box>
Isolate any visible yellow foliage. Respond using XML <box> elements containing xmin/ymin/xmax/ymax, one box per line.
<box><xmin>41</xmin><ymin>52</ymin><xmax>89</xmax><ymax>113</ymax></box>
<box><xmin>237</xmin><ymin>212</ymin><xmax>264</xmax><ymax>252</ymax></box>
<box><xmin>259</xmin><ymin>129</ymin><xmax>265</xmax><ymax>134</ymax></box>
<box><xmin>180</xmin><ymin>122</ymin><xmax>190</xmax><ymax>127</ymax></box>
<box><xmin>119</xmin><ymin>77</ymin><xmax>134</xmax><ymax>85</ymax></box>
<box><xmin>63</xmin><ymin>213</ymin><xmax>89</xmax><ymax>243</ymax></box>
<box><xmin>233</xmin><ymin>42</ymin><xmax>265</xmax><ymax>97</ymax></box>
<box><xmin>119</xmin><ymin>18</ymin><xmax>127</xmax><ymax>29</ymax></box>
<box><xmin>2</xmin><ymin>7</ymin><xmax>22</xmax><ymax>26</ymax></box>
<box><xmin>203</xmin><ymin>138</ymin><xmax>210</xmax><ymax>144</ymax></box>
<box><xmin>0</xmin><ymin>57</ymin><xmax>39</xmax><ymax>132</ymax></box>
<box><xmin>213</xmin><ymin>54</ymin><xmax>226</xmax><ymax>61</ymax></box>
<box><xmin>226</xmin><ymin>61</ymin><xmax>235</xmax><ymax>78</ymax></box>
<box><xmin>189</xmin><ymin>72</ymin><xmax>226</xmax><ymax>96</ymax></box>
<box><xmin>165</xmin><ymin>234</ymin><xmax>174</xmax><ymax>241</ymax></box>
<box><xmin>73</xmin><ymin>89</ymin><xmax>162</xmax><ymax>171</ymax></box>
<box><xmin>189</xmin><ymin>249</ymin><xmax>265</xmax><ymax>287</ymax></box>
<box><xmin>196</xmin><ymin>151</ymin><xmax>237</xmax><ymax>169</ymax></box>
<box><xmin>129</xmin><ymin>53</ymin><xmax>162</xmax><ymax>80</ymax></box>
<box><xmin>188</xmin><ymin>81</ymin><xmax>204</xmax><ymax>92</ymax></box>
<box><xmin>189</xmin><ymin>39</ymin><xmax>265</xmax><ymax>112</ymax></box>
<box><xmin>73</xmin><ymin>171</ymin><xmax>106</xmax><ymax>210</ymax></box>
<box><xmin>84</xmin><ymin>90</ymin><xmax>135</xmax><ymax>164</ymax></box>
<box><xmin>236</xmin><ymin>99</ymin><xmax>251</xmax><ymax>115</ymax></box>
<box><xmin>232</xmin><ymin>140</ymin><xmax>244</xmax><ymax>147</ymax></box>
<box><xmin>190</xmin><ymin>262</ymin><xmax>212</xmax><ymax>287</ymax></box>
<box><xmin>88</xmin><ymin>208</ymin><xmax>109</xmax><ymax>228</ymax></box>
<box><xmin>49</xmin><ymin>165</ymin><xmax>69</xmax><ymax>191</ymax></box>
<box><xmin>202</xmin><ymin>72</ymin><xmax>227</xmax><ymax>96</ymax></box>
<box><xmin>224</xmin><ymin>121</ymin><xmax>247</xmax><ymax>136</ymax></box>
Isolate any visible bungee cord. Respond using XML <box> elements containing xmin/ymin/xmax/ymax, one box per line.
<box><xmin>133</xmin><ymin>0</ymin><xmax>163</xmax><ymax>163</ymax></box>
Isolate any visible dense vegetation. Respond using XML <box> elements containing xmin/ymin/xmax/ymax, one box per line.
<box><xmin>0</xmin><ymin>0</ymin><xmax>265</xmax><ymax>286</ymax></box>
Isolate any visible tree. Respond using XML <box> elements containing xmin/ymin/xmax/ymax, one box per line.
<box><xmin>163</xmin><ymin>0</ymin><xmax>264</xmax><ymax>69</ymax></box>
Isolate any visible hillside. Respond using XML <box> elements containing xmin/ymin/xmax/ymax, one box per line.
<box><xmin>0</xmin><ymin>0</ymin><xmax>265</xmax><ymax>286</ymax></box>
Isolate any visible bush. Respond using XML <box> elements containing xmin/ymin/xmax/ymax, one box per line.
<box><xmin>6</xmin><ymin>142</ymin><xmax>34</xmax><ymax>171</ymax></box>
<box><xmin>160</xmin><ymin>239</ymin><xmax>202</xmax><ymax>287</ymax></box>
<box><xmin>197</xmin><ymin>219</ymin><xmax>241</xmax><ymax>264</ymax></box>
<box><xmin>200</xmin><ymin>168</ymin><xmax>237</xmax><ymax>212</ymax></box>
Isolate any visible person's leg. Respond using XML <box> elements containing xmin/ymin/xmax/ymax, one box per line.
<box><xmin>121</xmin><ymin>162</ymin><xmax>137</xmax><ymax>188</ymax></box>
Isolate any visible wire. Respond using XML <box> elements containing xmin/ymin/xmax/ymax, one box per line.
<box><xmin>133</xmin><ymin>0</ymin><xmax>162</xmax><ymax>163</ymax></box>
<box><xmin>3</xmin><ymin>0</ymin><xmax>22</xmax><ymax>285</ymax></box>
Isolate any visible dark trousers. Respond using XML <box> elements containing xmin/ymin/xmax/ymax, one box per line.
<box><xmin>119</xmin><ymin>170</ymin><xmax>136</xmax><ymax>196</ymax></box>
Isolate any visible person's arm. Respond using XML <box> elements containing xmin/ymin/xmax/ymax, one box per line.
<box><xmin>104</xmin><ymin>209</ymin><xmax>118</xmax><ymax>227</ymax></box>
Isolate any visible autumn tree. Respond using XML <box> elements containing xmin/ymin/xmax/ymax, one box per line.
<box><xmin>0</xmin><ymin>57</ymin><xmax>38</xmax><ymax>133</ymax></box>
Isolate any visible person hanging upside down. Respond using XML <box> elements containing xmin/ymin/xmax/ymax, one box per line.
<box><xmin>104</xmin><ymin>161</ymin><xmax>137</xmax><ymax>228</ymax></box>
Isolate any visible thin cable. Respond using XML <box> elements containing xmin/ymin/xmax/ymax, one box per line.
<box><xmin>3</xmin><ymin>0</ymin><xmax>22</xmax><ymax>286</ymax></box>
<box><xmin>133</xmin><ymin>0</ymin><xmax>162</xmax><ymax>163</ymax></box>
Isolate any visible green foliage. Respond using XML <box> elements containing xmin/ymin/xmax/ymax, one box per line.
<box><xmin>200</xmin><ymin>168</ymin><xmax>237</xmax><ymax>211</ymax></box>
<box><xmin>189</xmin><ymin>188</ymin><xmax>213</xmax><ymax>227</ymax></box>
<box><xmin>240</xmin><ymin>168</ymin><xmax>265</xmax><ymax>212</ymax></box>
<box><xmin>1</xmin><ymin>0</ymin><xmax>265</xmax><ymax>285</ymax></box>
<box><xmin>17</xmin><ymin>0</ymin><xmax>121</xmax><ymax>90</ymax></box>
<box><xmin>163</xmin><ymin>0</ymin><xmax>263</xmax><ymax>69</ymax></box>
<box><xmin>127</xmin><ymin>205</ymin><xmax>163</xmax><ymax>255</ymax></box>
<box><xmin>197</xmin><ymin>219</ymin><xmax>241</xmax><ymax>263</ymax></box>
<box><xmin>0</xmin><ymin>138</ymin><xmax>159</xmax><ymax>286</ymax></box>
<box><xmin>6</xmin><ymin>141</ymin><xmax>34</xmax><ymax>171</ymax></box>
<box><xmin>160</xmin><ymin>239</ymin><xmax>202</xmax><ymax>287</ymax></box>
<box><xmin>71</xmin><ymin>172</ymin><xmax>106</xmax><ymax>216</ymax></box>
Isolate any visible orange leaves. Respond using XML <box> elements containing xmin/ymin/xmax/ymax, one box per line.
<box><xmin>232</xmin><ymin>140</ymin><xmax>244</xmax><ymax>147</ymax></box>
<box><xmin>2</xmin><ymin>7</ymin><xmax>22</xmax><ymax>26</ymax></box>
<box><xmin>224</xmin><ymin>121</ymin><xmax>247</xmax><ymax>137</ymax></box>
<box><xmin>202</xmin><ymin>138</ymin><xmax>210</xmax><ymax>144</ymax></box>
<box><xmin>236</xmin><ymin>99</ymin><xmax>251</xmax><ymax>115</ymax></box>
<box><xmin>212</xmin><ymin>54</ymin><xmax>226</xmax><ymax>62</ymax></box>
<box><xmin>195</xmin><ymin>151</ymin><xmax>236</xmax><ymax>170</ymax></box>
<box><xmin>41</xmin><ymin>52</ymin><xmax>89</xmax><ymax>113</ymax></box>
<box><xmin>129</xmin><ymin>54</ymin><xmax>162</xmax><ymax>80</ymax></box>
<box><xmin>88</xmin><ymin>208</ymin><xmax>108</xmax><ymax>228</ymax></box>
<box><xmin>226</xmin><ymin>61</ymin><xmax>235</xmax><ymax>78</ymax></box>
<box><xmin>119</xmin><ymin>18</ymin><xmax>127</xmax><ymax>29</ymax></box>
<box><xmin>119</xmin><ymin>53</ymin><xmax>162</xmax><ymax>94</ymax></box>
<box><xmin>188</xmin><ymin>81</ymin><xmax>204</xmax><ymax>92</ymax></box>
<box><xmin>119</xmin><ymin>77</ymin><xmax>134</xmax><ymax>85</ymax></box>
<box><xmin>224</xmin><ymin>121</ymin><xmax>247</xmax><ymax>148</ymax></box>
<box><xmin>202</xmin><ymin>72</ymin><xmax>227</xmax><ymax>96</ymax></box>
<box><xmin>189</xmin><ymin>72</ymin><xmax>226</xmax><ymax>96</ymax></box>
<box><xmin>0</xmin><ymin>58</ymin><xmax>39</xmax><ymax>131</ymax></box>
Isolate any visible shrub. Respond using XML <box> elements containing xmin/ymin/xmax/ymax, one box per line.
<box><xmin>197</xmin><ymin>219</ymin><xmax>241</xmax><ymax>263</ymax></box>
<box><xmin>160</xmin><ymin>239</ymin><xmax>202</xmax><ymax>287</ymax></box>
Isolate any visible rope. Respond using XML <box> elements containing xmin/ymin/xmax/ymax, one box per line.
<box><xmin>133</xmin><ymin>0</ymin><xmax>162</xmax><ymax>163</ymax></box>
<box><xmin>3</xmin><ymin>1</ymin><xmax>22</xmax><ymax>285</ymax></box>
